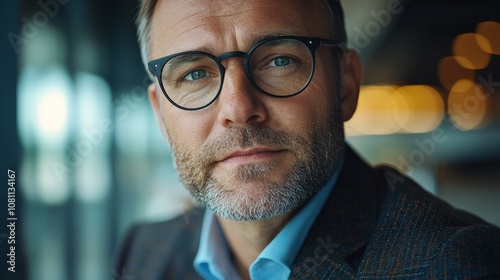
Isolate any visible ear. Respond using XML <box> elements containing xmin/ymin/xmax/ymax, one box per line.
<box><xmin>339</xmin><ymin>49</ymin><xmax>362</xmax><ymax>122</ymax></box>
<box><xmin>148</xmin><ymin>83</ymin><xmax>160</xmax><ymax>116</ymax></box>
<box><xmin>148</xmin><ymin>83</ymin><xmax>170</xmax><ymax>139</ymax></box>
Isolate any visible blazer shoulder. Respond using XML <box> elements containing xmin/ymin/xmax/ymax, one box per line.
<box><xmin>114</xmin><ymin>208</ymin><xmax>204</xmax><ymax>280</ymax></box>
<box><xmin>375</xmin><ymin>164</ymin><xmax>489</xmax><ymax>226</ymax></box>
<box><xmin>428</xmin><ymin>224</ymin><xmax>500</xmax><ymax>279</ymax></box>
<box><xmin>364</xmin><ymin>165</ymin><xmax>500</xmax><ymax>278</ymax></box>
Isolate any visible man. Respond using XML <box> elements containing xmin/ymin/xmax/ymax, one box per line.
<box><xmin>115</xmin><ymin>0</ymin><xmax>500</xmax><ymax>279</ymax></box>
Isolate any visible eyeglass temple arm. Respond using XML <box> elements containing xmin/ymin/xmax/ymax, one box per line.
<box><xmin>320</xmin><ymin>39</ymin><xmax>346</xmax><ymax>51</ymax></box>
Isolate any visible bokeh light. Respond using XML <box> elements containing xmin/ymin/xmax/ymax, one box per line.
<box><xmin>396</xmin><ymin>85</ymin><xmax>444</xmax><ymax>133</ymax></box>
<box><xmin>447</xmin><ymin>79</ymin><xmax>488</xmax><ymax>131</ymax></box>
<box><xmin>347</xmin><ymin>85</ymin><xmax>401</xmax><ymax>135</ymax></box>
<box><xmin>347</xmin><ymin>85</ymin><xmax>444</xmax><ymax>135</ymax></box>
<box><xmin>452</xmin><ymin>33</ymin><xmax>492</xmax><ymax>69</ymax></box>
<box><xmin>476</xmin><ymin>21</ymin><xmax>500</xmax><ymax>55</ymax></box>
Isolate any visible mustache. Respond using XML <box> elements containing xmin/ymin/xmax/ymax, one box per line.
<box><xmin>199</xmin><ymin>126</ymin><xmax>305</xmax><ymax>164</ymax></box>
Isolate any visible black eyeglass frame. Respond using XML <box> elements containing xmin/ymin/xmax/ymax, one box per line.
<box><xmin>148</xmin><ymin>36</ymin><xmax>344</xmax><ymax>111</ymax></box>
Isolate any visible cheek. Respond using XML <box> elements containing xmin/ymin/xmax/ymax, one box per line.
<box><xmin>274</xmin><ymin>78</ymin><xmax>336</xmax><ymax>134</ymax></box>
<box><xmin>311</xmin><ymin>80</ymin><xmax>338</xmax><ymax>113</ymax></box>
<box><xmin>161</xmin><ymin>100</ymin><xmax>215</xmax><ymax>150</ymax></box>
<box><xmin>306</xmin><ymin>63</ymin><xmax>340</xmax><ymax>117</ymax></box>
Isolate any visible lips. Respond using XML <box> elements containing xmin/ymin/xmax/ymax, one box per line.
<box><xmin>218</xmin><ymin>147</ymin><xmax>285</xmax><ymax>164</ymax></box>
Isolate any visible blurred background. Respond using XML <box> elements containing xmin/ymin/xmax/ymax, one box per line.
<box><xmin>1</xmin><ymin>0</ymin><xmax>499</xmax><ymax>279</ymax></box>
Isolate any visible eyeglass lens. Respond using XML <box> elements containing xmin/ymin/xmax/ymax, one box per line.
<box><xmin>160</xmin><ymin>38</ymin><xmax>314</xmax><ymax>109</ymax></box>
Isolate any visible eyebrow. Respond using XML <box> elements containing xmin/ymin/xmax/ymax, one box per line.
<box><xmin>159</xmin><ymin>30</ymin><xmax>306</xmax><ymax>71</ymax></box>
<box><xmin>247</xmin><ymin>31</ymin><xmax>302</xmax><ymax>48</ymax></box>
<box><xmin>164</xmin><ymin>54</ymin><xmax>206</xmax><ymax>76</ymax></box>
<box><xmin>191</xmin><ymin>30</ymin><xmax>304</xmax><ymax>55</ymax></box>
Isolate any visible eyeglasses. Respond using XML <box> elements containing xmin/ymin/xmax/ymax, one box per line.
<box><xmin>148</xmin><ymin>36</ymin><xmax>343</xmax><ymax>111</ymax></box>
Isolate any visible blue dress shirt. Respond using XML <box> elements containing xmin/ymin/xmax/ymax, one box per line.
<box><xmin>194</xmin><ymin>159</ymin><xmax>343</xmax><ymax>280</ymax></box>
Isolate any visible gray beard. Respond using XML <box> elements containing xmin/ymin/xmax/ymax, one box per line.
<box><xmin>171</xmin><ymin>111</ymin><xmax>345</xmax><ymax>221</ymax></box>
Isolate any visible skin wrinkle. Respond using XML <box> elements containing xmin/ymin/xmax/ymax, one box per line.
<box><xmin>149</xmin><ymin>2</ymin><xmax>326</xmax><ymax>59</ymax></box>
<box><xmin>138</xmin><ymin>0</ymin><xmax>347</xmax><ymax>71</ymax></box>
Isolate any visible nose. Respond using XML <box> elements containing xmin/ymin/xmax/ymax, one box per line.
<box><xmin>216</xmin><ymin>58</ymin><xmax>269</xmax><ymax>128</ymax></box>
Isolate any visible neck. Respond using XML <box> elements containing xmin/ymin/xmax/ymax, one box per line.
<box><xmin>216</xmin><ymin>211</ymin><xmax>296</xmax><ymax>280</ymax></box>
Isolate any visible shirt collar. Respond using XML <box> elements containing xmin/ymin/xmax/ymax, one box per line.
<box><xmin>193</xmin><ymin>210</ymin><xmax>241</xmax><ymax>280</ymax></box>
<box><xmin>194</xmin><ymin>156</ymin><xmax>344</xmax><ymax>280</ymax></box>
<box><xmin>250</xmin><ymin>157</ymin><xmax>343</xmax><ymax>279</ymax></box>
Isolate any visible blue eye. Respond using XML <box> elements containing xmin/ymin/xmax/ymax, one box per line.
<box><xmin>270</xmin><ymin>57</ymin><xmax>292</xmax><ymax>67</ymax></box>
<box><xmin>185</xmin><ymin>70</ymin><xmax>207</xmax><ymax>81</ymax></box>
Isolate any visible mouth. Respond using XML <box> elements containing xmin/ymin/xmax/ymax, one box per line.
<box><xmin>218</xmin><ymin>147</ymin><xmax>286</xmax><ymax>165</ymax></box>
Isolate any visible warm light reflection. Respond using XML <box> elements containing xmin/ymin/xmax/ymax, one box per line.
<box><xmin>437</xmin><ymin>56</ymin><xmax>475</xmax><ymax>90</ymax></box>
<box><xmin>347</xmin><ymin>85</ymin><xmax>401</xmax><ymax>135</ymax></box>
<box><xmin>448</xmin><ymin>79</ymin><xmax>488</xmax><ymax>131</ymax></box>
<box><xmin>476</xmin><ymin>21</ymin><xmax>500</xmax><ymax>55</ymax></box>
<box><xmin>346</xmin><ymin>85</ymin><xmax>444</xmax><ymax>135</ymax></box>
<box><xmin>397</xmin><ymin>85</ymin><xmax>444</xmax><ymax>133</ymax></box>
<box><xmin>452</xmin><ymin>33</ymin><xmax>491</xmax><ymax>69</ymax></box>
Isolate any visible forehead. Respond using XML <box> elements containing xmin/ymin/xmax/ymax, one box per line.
<box><xmin>149</xmin><ymin>0</ymin><xmax>330</xmax><ymax>57</ymax></box>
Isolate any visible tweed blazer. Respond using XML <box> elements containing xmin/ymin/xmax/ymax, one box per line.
<box><xmin>114</xmin><ymin>145</ymin><xmax>500</xmax><ymax>279</ymax></box>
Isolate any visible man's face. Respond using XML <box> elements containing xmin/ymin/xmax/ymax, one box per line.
<box><xmin>148</xmin><ymin>0</ymin><xmax>359</xmax><ymax>220</ymax></box>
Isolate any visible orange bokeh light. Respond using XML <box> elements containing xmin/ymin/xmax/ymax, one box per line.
<box><xmin>452</xmin><ymin>33</ymin><xmax>492</xmax><ymax>69</ymax></box>
<box><xmin>447</xmin><ymin>79</ymin><xmax>488</xmax><ymax>131</ymax></box>
<box><xmin>347</xmin><ymin>85</ymin><xmax>444</xmax><ymax>135</ymax></box>
<box><xmin>476</xmin><ymin>21</ymin><xmax>500</xmax><ymax>55</ymax></box>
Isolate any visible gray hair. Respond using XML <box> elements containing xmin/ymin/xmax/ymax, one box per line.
<box><xmin>135</xmin><ymin>0</ymin><xmax>347</xmax><ymax>70</ymax></box>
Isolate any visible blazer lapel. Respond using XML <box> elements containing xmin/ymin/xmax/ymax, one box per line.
<box><xmin>290</xmin><ymin>145</ymin><xmax>386</xmax><ymax>279</ymax></box>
